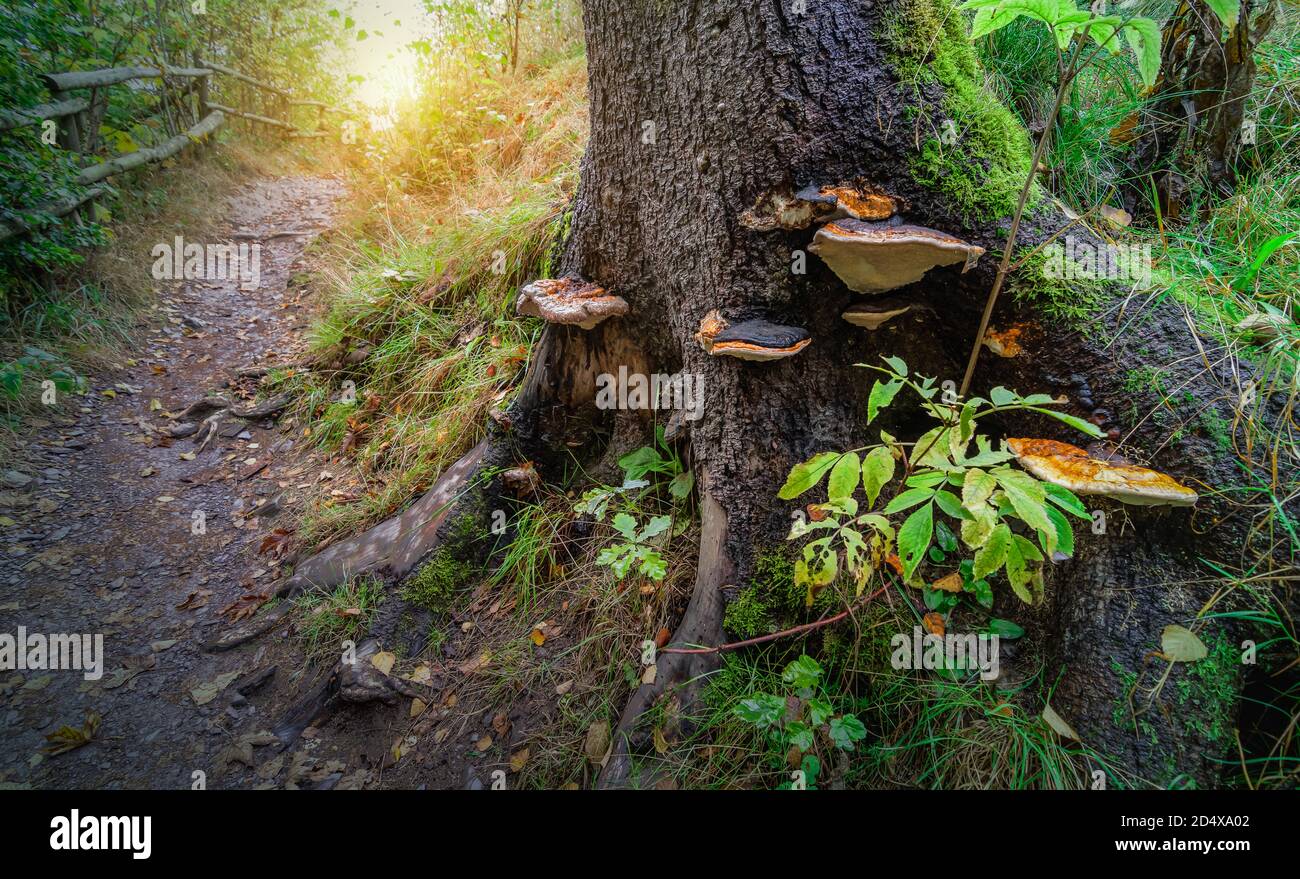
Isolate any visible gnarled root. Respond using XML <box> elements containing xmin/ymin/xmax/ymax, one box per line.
<box><xmin>598</xmin><ymin>487</ymin><xmax>731</xmax><ymax>788</ymax></box>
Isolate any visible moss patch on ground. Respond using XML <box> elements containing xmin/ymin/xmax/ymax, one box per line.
<box><xmin>883</xmin><ymin>0</ymin><xmax>1036</xmax><ymax>223</ymax></box>
<box><xmin>723</xmin><ymin>549</ymin><xmax>837</xmax><ymax>638</ymax></box>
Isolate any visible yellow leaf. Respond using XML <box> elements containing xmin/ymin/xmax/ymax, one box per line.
<box><xmin>370</xmin><ymin>651</ymin><xmax>396</xmax><ymax>674</ymax></box>
<box><xmin>529</xmin><ymin>628</ymin><xmax>546</xmax><ymax>646</ymax></box>
<box><xmin>931</xmin><ymin>572</ymin><xmax>963</xmax><ymax>593</ymax></box>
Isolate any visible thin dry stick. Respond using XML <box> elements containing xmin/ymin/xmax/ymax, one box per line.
<box><xmin>959</xmin><ymin>26</ymin><xmax>1096</xmax><ymax>398</ymax></box>
<box><xmin>660</xmin><ymin>583</ymin><xmax>892</xmax><ymax>656</ymax></box>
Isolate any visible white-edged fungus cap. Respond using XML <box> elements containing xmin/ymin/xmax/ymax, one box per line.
<box><xmin>695</xmin><ymin>310</ymin><xmax>811</xmax><ymax>361</ymax></box>
<box><xmin>516</xmin><ymin>278</ymin><xmax>628</xmax><ymax>329</ymax></box>
<box><xmin>841</xmin><ymin>298</ymin><xmax>912</xmax><ymax>330</ymax></box>
<box><xmin>810</xmin><ymin>220</ymin><xmax>985</xmax><ymax>293</ymax></box>
<box><xmin>1006</xmin><ymin>438</ymin><xmax>1198</xmax><ymax>507</ymax></box>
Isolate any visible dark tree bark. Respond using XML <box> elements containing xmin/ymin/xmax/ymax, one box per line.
<box><xmin>1126</xmin><ymin>0</ymin><xmax>1279</xmax><ymax>218</ymax></box>
<box><xmin>277</xmin><ymin>0</ymin><xmax>1292</xmax><ymax>789</ymax></box>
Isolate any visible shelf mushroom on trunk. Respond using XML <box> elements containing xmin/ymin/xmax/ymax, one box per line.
<box><xmin>1006</xmin><ymin>438</ymin><xmax>1198</xmax><ymax>507</ymax></box>
<box><xmin>809</xmin><ymin>220</ymin><xmax>985</xmax><ymax>293</ymax></box>
<box><xmin>739</xmin><ymin>180</ymin><xmax>898</xmax><ymax>231</ymax></box>
<box><xmin>841</xmin><ymin>298</ymin><xmax>912</xmax><ymax>331</ymax></box>
<box><xmin>694</xmin><ymin>309</ymin><xmax>811</xmax><ymax>361</ymax></box>
<box><xmin>516</xmin><ymin>277</ymin><xmax>629</xmax><ymax>329</ymax></box>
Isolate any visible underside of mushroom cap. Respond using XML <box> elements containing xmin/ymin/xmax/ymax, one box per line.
<box><xmin>695</xmin><ymin>310</ymin><xmax>811</xmax><ymax>361</ymax></box>
<box><xmin>1006</xmin><ymin>438</ymin><xmax>1198</xmax><ymax>507</ymax></box>
<box><xmin>809</xmin><ymin>220</ymin><xmax>985</xmax><ymax>293</ymax></box>
<box><xmin>516</xmin><ymin>277</ymin><xmax>629</xmax><ymax>329</ymax></box>
<box><xmin>841</xmin><ymin>298</ymin><xmax>912</xmax><ymax>330</ymax></box>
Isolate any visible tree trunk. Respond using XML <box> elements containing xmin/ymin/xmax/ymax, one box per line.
<box><xmin>283</xmin><ymin>0</ymin><xmax>1290</xmax><ymax>789</ymax></box>
<box><xmin>1126</xmin><ymin>0</ymin><xmax>1278</xmax><ymax>219</ymax></box>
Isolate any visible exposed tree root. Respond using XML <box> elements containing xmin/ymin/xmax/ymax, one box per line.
<box><xmin>275</xmin><ymin>438</ymin><xmax>490</xmax><ymax>597</ymax></box>
<box><xmin>598</xmin><ymin>486</ymin><xmax>732</xmax><ymax>788</ymax></box>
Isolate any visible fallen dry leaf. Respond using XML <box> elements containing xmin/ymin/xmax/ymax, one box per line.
<box><xmin>510</xmin><ymin>748</ymin><xmax>530</xmax><ymax>773</ymax></box>
<box><xmin>931</xmin><ymin>572</ymin><xmax>963</xmax><ymax>593</ymax></box>
<box><xmin>41</xmin><ymin>710</ymin><xmax>101</xmax><ymax>756</ymax></box>
<box><xmin>584</xmin><ymin>720</ymin><xmax>610</xmax><ymax>764</ymax></box>
<box><xmin>370</xmin><ymin>651</ymin><xmax>396</xmax><ymax>675</ymax></box>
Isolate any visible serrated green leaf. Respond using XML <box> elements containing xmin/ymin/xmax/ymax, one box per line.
<box><xmin>882</xmin><ymin>487</ymin><xmax>935</xmax><ymax>515</ymax></box>
<box><xmin>1044</xmin><ymin>504</ymin><xmax>1075</xmax><ymax>559</ymax></box>
<box><xmin>780</xmin><ymin>452</ymin><xmax>841</xmax><ymax>500</ymax></box>
<box><xmin>782</xmin><ymin>654</ymin><xmax>824</xmax><ymax>688</ymax></box>
<box><xmin>963</xmin><ymin>468</ymin><xmax>997</xmax><ymax>511</ymax></box>
<box><xmin>1005</xmin><ymin>534</ymin><xmax>1044</xmax><ymax>604</ymax></box>
<box><xmin>1043</xmin><ymin>482</ymin><xmax>1089</xmax><ymax>519</ymax></box>
<box><xmin>861</xmin><ymin>446</ymin><xmax>895</xmax><ymax>509</ymax></box>
<box><xmin>960</xmin><ymin>500</ymin><xmax>998</xmax><ymax>549</ymax></box>
<box><xmin>827</xmin><ymin>451</ymin><xmax>861</xmax><ymax>502</ymax></box>
<box><xmin>1124</xmin><ymin>17</ymin><xmax>1163</xmax><ymax>89</ymax></box>
<box><xmin>935</xmin><ymin>489</ymin><xmax>972</xmax><ymax>520</ymax></box>
<box><xmin>868</xmin><ymin>379</ymin><xmax>903</xmax><ymax>423</ymax></box>
<box><xmin>882</xmin><ymin>354</ymin><xmax>908</xmax><ymax>377</ymax></box>
<box><xmin>974</xmin><ymin>523</ymin><xmax>1011</xmax><ymax>579</ymax></box>
<box><xmin>897</xmin><ymin>502</ymin><xmax>933</xmax><ymax>580</ymax></box>
<box><xmin>997</xmin><ymin>470</ymin><xmax>1055</xmax><ymax>548</ymax></box>
<box><xmin>828</xmin><ymin>714</ymin><xmax>867</xmax><ymax>750</ymax></box>
<box><xmin>1203</xmin><ymin>0</ymin><xmax>1239</xmax><ymax>30</ymax></box>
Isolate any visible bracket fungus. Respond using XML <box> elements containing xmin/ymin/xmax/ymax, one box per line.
<box><xmin>1006</xmin><ymin>438</ymin><xmax>1198</xmax><ymax>507</ymax></box>
<box><xmin>739</xmin><ymin>182</ymin><xmax>897</xmax><ymax>232</ymax></box>
<box><xmin>841</xmin><ymin>298</ymin><xmax>912</xmax><ymax>331</ymax></box>
<box><xmin>516</xmin><ymin>277</ymin><xmax>628</xmax><ymax>329</ymax></box>
<box><xmin>809</xmin><ymin>220</ymin><xmax>985</xmax><ymax>293</ymax></box>
<box><xmin>694</xmin><ymin>310</ymin><xmax>811</xmax><ymax>361</ymax></box>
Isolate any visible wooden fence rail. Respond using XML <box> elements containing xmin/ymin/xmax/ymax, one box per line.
<box><xmin>0</xmin><ymin>56</ymin><xmax>353</xmax><ymax>246</ymax></box>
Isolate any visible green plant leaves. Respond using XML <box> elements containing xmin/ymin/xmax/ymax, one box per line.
<box><xmin>868</xmin><ymin>378</ymin><xmax>903</xmax><ymax>423</ymax></box>
<box><xmin>861</xmin><ymin>446</ymin><xmax>895</xmax><ymax>508</ymax></box>
<box><xmin>897</xmin><ymin>502</ymin><xmax>934</xmax><ymax>580</ymax></box>
<box><xmin>827</xmin><ymin>451</ymin><xmax>861</xmax><ymax>502</ymax></box>
<box><xmin>974</xmin><ymin>522</ymin><xmax>1011</xmax><ymax>579</ymax></box>
<box><xmin>783</xmin><ymin>654</ymin><xmax>823</xmax><ymax>690</ymax></box>
<box><xmin>611</xmin><ymin>511</ymin><xmax>638</xmax><ymax>541</ymax></box>
<box><xmin>1005</xmin><ymin>534</ymin><xmax>1045</xmax><ymax>603</ymax></box>
<box><xmin>1123</xmin><ymin>17</ymin><xmax>1163</xmax><ymax>88</ymax></box>
<box><xmin>779</xmin><ymin>451</ymin><xmax>841</xmax><ymax>500</ymax></box>
<box><xmin>995</xmin><ymin>469</ymin><xmax>1057</xmax><ymax>553</ymax></box>
<box><xmin>883</xmin><ymin>487</ymin><xmax>934</xmax><ymax>515</ymax></box>
<box><xmin>1203</xmin><ymin>0</ymin><xmax>1240</xmax><ymax>30</ymax></box>
<box><xmin>1043</xmin><ymin>483</ymin><xmax>1089</xmax><ymax>518</ymax></box>
<box><xmin>1043</xmin><ymin>504</ymin><xmax>1075</xmax><ymax>559</ymax></box>
<box><xmin>828</xmin><ymin>714</ymin><xmax>867</xmax><ymax>750</ymax></box>
<box><xmin>1233</xmin><ymin>231</ymin><xmax>1297</xmax><ymax>291</ymax></box>
<box><xmin>734</xmin><ymin>693</ymin><xmax>785</xmax><ymax>728</ymax></box>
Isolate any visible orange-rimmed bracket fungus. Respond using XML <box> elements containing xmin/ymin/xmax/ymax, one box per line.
<box><xmin>809</xmin><ymin>221</ymin><xmax>985</xmax><ymax>293</ymax></box>
<box><xmin>515</xmin><ymin>277</ymin><xmax>629</xmax><ymax>329</ymax></box>
<box><xmin>841</xmin><ymin>298</ymin><xmax>912</xmax><ymax>331</ymax></box>
<box><xmin>694</xmin><ymin>310</ymin><xmax>811</xmax><ymax>361</ymax></box>
<box><xmin>1006</xmin><ymin>438</ymin><xmax>1198</xmax><ymax>507</ymax></box>
<box><xmin>739</xmin><ymin>182</ymin><xmax>898</xmax><ymax>231</ymax></box>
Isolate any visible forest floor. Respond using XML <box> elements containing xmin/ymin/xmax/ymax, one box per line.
<box><xmin>1</xmin><ymin>171</ymin><xmax>563</xmax><ymax>791</ymax></box>
<box><xmin>0</xmin><ymin>174</ymin><xmax>393</xmax><ymax>790</ymax></box>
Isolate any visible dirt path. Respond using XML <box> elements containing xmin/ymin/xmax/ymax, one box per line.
<box><xmin>0</xmin><ymin>175</ymin><xmax>378</xmax><ymax>790</ymax></box>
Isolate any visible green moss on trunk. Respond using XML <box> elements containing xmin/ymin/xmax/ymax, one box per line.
<box><xmin>883</xmin><ymin>0</ymin><xmax>1036</xmax><ymax>223</ymax></box>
